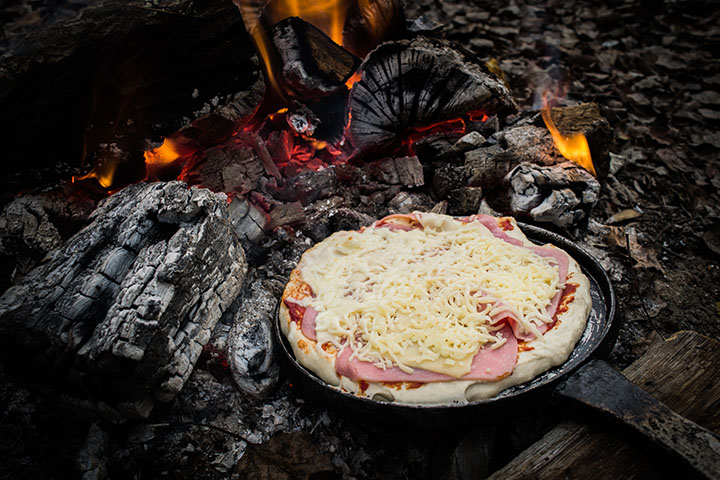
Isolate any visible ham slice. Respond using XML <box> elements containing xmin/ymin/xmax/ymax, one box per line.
<box><xmin>301</xmin><ymin>306</ymin><xmax>317</xmax><ymax>341</ymax></box>
<box><xmin>335</xmin><ymin>325</ymin><xmax>518</xmax><ymax>383</ymax></box>
<box><xmin>373</xmin><ymin>213</ymin><xmax>422</xmax><ymax>231</ymax></box>
<box><xmin>284</xmin><ymin>300</ymin><xmax>317</xmax><ymax>341</ymax></box>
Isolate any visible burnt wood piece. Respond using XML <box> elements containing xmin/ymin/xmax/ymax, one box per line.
<box><xmin>170</xmin><ymin>73</ymin><xmax>265</xmax><ymax>154</ymax></box>
<box><xmin>269</xmin><ymin>167</ymin><xmax>339</xmax><ymax>205</ymax></box>
<box><xmin>179</xmin><ymin>137</ymin><xmax>266</xmax><ymax>194</ymax></box>
<box><xmin>0</xmin><ymin>196</ymin><xmax>64</xmax><ymax>287</ymax></box>
<box><xmin>227</xmin><ymin>197</ymin><xmax>268</xmax><ymax>244</ymax></box>
<box><xmin>267</xmin><ymin>202</ymin><xmax>307</xmax><ymax>230</ymax></box>
<box><xmin>0</xmin><ymin>0</ymin><xmax>260</xmax><ymax>193</ymax></box>
<box><xmin>347</xmin><ymin>37</ymin><xmax>517</xmax><ymax>154</ymax></box>
<box><xmin>489</xmin><ymin>331</ymin><xmax>720</xmax><ymax>479</ymax></box>
<box><xmin>228</xmin><ymin>280</ymin><xmax>280</xmax><ymax>398</ymax></box>
<box><xmin>270</xmin><ymin>16</ymin><xmax>360</xmax><ymax>100</ymax></box>
<box><xmin>0</xmin><ymin>182</ymin><xmax>247</xmax><ymax>419</ymax></box>
<box><xmin>506</xmin><ymin>161</ymin><xmax>601</xmax><ymax>228</ymax></box>
<box><xmin>370</xmin><ymin>156</ymin><xmax>425</xmax><ymax>186</ymax></box>
<box><xmin>235</xmin><ymin>132</ymin><xmax>283</xmax><ymax>181</ymax></box>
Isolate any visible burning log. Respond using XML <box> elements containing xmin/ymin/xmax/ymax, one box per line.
<box><xmin>506</xmin><ymin>162</ymin><xmax>601</xmax><ymax>228</ymax></box>
<box><xmin>270</xmin><ymin>16</ymin><xmax>361</xmax><ymax>100</ymax></box>
<box><xmin>0</xmin><ymin>182</ymin><xmax>247</xmax><ymax>418</ymax></box>
<box><xmin>347</xmin><ymin>37</ymin><xmax>517</xmax><ymax>154</ymax></box>
<box><xmin>428</xmin><ymin>103</ymin><xmax>609</xmax><ymax>229</ymax></box>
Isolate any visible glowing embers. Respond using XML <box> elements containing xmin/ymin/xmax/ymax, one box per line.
<box><xmin>257</xmin><ymin>109</ymin><xmax>346</xmax><ymax>177</ymax></box>
<box><xmin>541</xmin><ymin>96</ymin><xmax>596</xmax><ymax>176</ymax></box>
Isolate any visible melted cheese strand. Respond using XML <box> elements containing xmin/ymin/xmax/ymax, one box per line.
<box><xmin>300</xmin><ymin>214</ymin><xmax>561</xmax><ymax>374</ymax></box>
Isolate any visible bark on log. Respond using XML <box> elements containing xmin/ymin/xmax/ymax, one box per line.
<box><xmin>347</xmin><ymin>37</ymin><xmax>517</xmax><ymax>154</ymax></box>
<box><xmin>506</xmin><ymin>161</ymin><xmax>601</xmax><ymax>228</ymax></box>
<box><xmin>342</xmin><ymin>0</ymin><xmax>404</xmax><ymax>58</ymax></box>
<box><xmin>0</xmin><ymin>181</ymin><xmax>247</xmax><ymax>418</ymax></box>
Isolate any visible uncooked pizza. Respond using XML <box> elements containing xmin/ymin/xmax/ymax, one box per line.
<box><xmin>279</xmin><ymin>212</ymin><xmax>591</xmax><ymax>405</ymax></box>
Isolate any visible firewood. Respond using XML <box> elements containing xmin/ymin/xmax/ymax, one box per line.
<box><xmin>179</xmin><ymin>138</ymin><xmax>266</xmax><ymax>194</ymax></box>
<box><xmin>347</xmin><ymin>37</ymin><xmax>517</xmax><ymax>154</ymax></box>
<box><xmin>506</xmin><ymin>162</ymin><xmax>600</xmax><ymax>228</ymax></box>
<box><xmin>0</xmin><ymin>182</ymin><xmax>247</xmax><ymax>418</ymax></box>
<box><xmin>270</xmin><ymin>16</ymin><xmax>361</xmax><ymax>100</ymax></box>
<box><xmin>228</xmin><ymin>280</ymin><xmax>280</xmax><ymax>398</ymax></box>
<box><xmin>370</xmin><ymin>156</ymin><xmax>425</xmax><ymax>186</ymax></box>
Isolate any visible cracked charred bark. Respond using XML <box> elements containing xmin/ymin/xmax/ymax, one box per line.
<box><xmin>0</xmin><ymin>181</ymin><xmax>247</xmax><ymax>418</ymax></box>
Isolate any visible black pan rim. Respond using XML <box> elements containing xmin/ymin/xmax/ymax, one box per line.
<box><xmin>273</xmin><ymin>221</ymin><xmax>617</xmax><ymax>412</ymax></box>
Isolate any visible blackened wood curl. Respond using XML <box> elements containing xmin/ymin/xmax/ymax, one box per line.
<box><xmin>347</xmin><ymin>37</ymin><xmax>517</xmax><ymax>154</ymax></box>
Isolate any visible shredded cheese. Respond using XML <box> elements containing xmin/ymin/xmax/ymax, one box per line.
<box><xmin>298</xmin><ymin>213</ymin><xmax>562</xmax><ymax>378</ymax></box>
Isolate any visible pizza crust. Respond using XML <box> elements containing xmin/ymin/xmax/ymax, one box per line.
<box><xmin>279</xmin><ymin>216</ymin><xmax>592</xmax><ymax>405</ymax></box>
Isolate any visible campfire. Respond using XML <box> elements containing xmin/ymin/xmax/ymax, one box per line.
<box><xmin>1</xmin><ymin>0</ymin><xmax>717</xmax><ymax>478</ymax></box>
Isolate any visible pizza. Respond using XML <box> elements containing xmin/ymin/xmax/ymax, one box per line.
<box><xmin>279</xmin><ymin>212</ymin><xmax>591</xmax><ymax>405</ymax></box>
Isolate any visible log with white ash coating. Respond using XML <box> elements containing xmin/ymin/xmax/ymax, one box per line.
<box><xmin>0</xmin><ymin>181</ymin><xmax>247</xmax><ymax>419</ymax></box>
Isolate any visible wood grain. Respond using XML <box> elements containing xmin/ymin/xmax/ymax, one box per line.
<box><xmin>488</xmin><ymin>331</ymin><xmax>720</xmax><ymax>479</ymax></box>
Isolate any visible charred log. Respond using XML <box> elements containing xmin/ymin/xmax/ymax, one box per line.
<box><xmin>347</xmin><ymin>37</ymin><xmax>517</xmax><ymax>154</ymax></box>
<box><xmin>369</xmin><ymin>156</ymin><xmax>425</xmax><ymax>187</ymax></box>
<box><xmin>269</xmin><ymin>168</ymin><xmax>339</xmax><ymax>205</ymax></box>
<box><xmin>542</xmin><ymin>103</ymin><xmax>612</xmax><ymax>180</ymax></box>
<box><xmin>179</xmin><ymin>137</ymin><xmax>267</xmax><ymax>194</ymax></box>
<box><xmin>506</xmin><ymin>162</ymin><xmax>601</xmax><ymax>228</ymax></box>
<box><xmin>228</xmin><ymin>280</ymin><xmax>280</xmax><ymax>398</ymax></box>
<box><xmin>270</xmin><ymin>16</ymin><xmax>360</xmax><ymax>100</ymax></box>
<box><xmin>0</xmin><ymin>182</ymin><xmax>247</xmax><ymax>418</ymax></box>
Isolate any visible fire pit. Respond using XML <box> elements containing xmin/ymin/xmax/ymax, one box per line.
<box><xmin>1</xmin><ymin>0</ymin><xmax>719</xmax><ymax>478</ymax></box>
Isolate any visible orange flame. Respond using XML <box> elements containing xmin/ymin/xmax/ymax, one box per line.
<box><xmin>72</xmin><ymin>160</ymin><xmax>117</xmax><ymax>189</ymax></box>
<box><xmin>345</xmin><ymin>71</ymin><xmax>361</xmax><ymax>89</ymax></box>
<box><xmin>144</xmin><ymin>138</ymin><xmax>180</xmax><ymax>166</ymax></box>
<box><xmin>265</xmin><ymin>0</ymin><xmax>349</xmax><ymax>44</ymax></box>
<box><xmin>541</xmin><ymin>99</ymin><xmax>596</xmax><ymax>176</ymax></box>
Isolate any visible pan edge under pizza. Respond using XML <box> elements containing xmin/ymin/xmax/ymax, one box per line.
<box><xmin>279</xmin><ymin>212</ymin><xmax>591</xmax><ymax>405</ymax></box>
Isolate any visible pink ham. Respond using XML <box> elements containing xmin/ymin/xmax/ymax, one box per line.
<box><xmin>335</xmin><ymin>325</ymin><xmax>517</xmax><ymax>383</ymax></box>
<box><xmin>373</xmin><ymin>213</ymin><xmax>422</xmax><ymax>231</ymax></box>
<box><xmin>301</xmin><ymin>306</ymin><xmax>318</xmax><ymax>341</ymax></box>
<box><xmin>284</xmin><ymin>299</ymin><xmax>317</xmax><ymax>341</ymax></box>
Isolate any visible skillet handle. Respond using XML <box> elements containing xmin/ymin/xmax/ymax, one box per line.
<box><xmin>554</xmin><ymin>358</ymin><xmax>720</xmax><ymax>479</ymax></box>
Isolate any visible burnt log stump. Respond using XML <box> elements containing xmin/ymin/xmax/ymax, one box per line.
<box><xmin>0</xmin><ymin>181</ymin><xmax>247</xmax><ymax>418</ymax></box>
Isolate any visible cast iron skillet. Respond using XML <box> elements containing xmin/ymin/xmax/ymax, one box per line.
<box><xmin>274</xmin><ymin>223</ymin><xmax>720</xmax><ymax>478</ymax></box>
